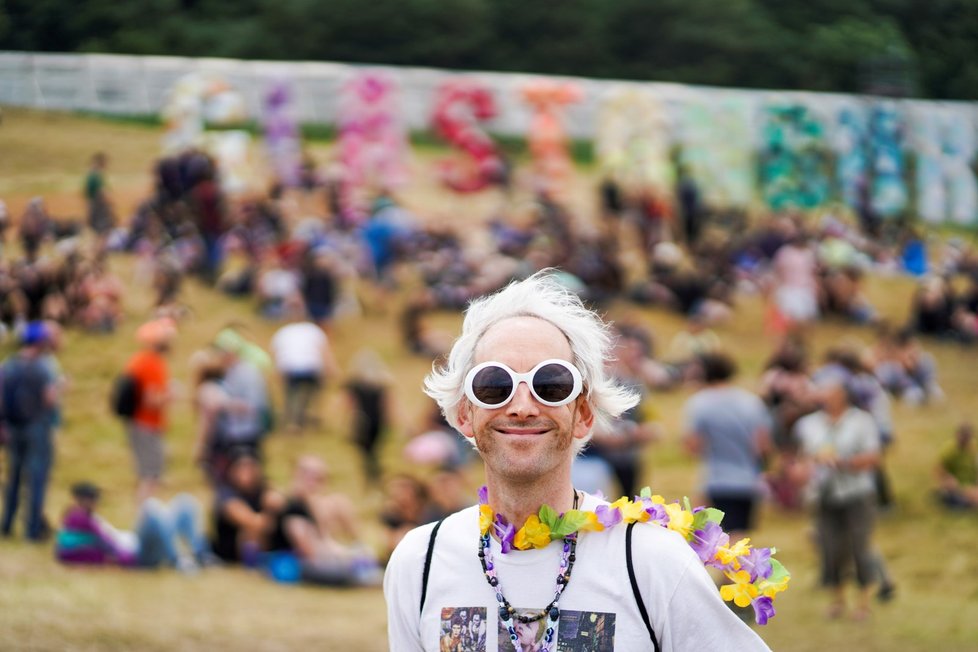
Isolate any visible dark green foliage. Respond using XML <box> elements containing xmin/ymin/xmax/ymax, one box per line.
<box><xmin>1</xmin><ymin>0</ymin><xmax>975</xmax><ymax>99</ymax></box>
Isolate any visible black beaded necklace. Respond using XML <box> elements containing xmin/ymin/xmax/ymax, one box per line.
<box><xmin>478</xmin><ymin>490</ymin><xmax>580</xmax><ymax>651</ymax></box>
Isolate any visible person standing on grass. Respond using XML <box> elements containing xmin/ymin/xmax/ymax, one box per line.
<box><xmin>1</xmin><ymin>322</ymin><xmax>58</xmax><ymax>541</ymax></box>
<box><xmin>385</xmin><ymin>272</ymin><xmax>771</xmax><ymax>651</ymax></box>
<box><xmin>271</xmin><ymin>299</ymin><xmax>339</xmax><ymax>433</ymax></box>
<box><xmin>796</xmin><ymin>374</ymin><xmax>883</xmax><ymax>621</ymax></box>
<box><xmin>682</xmin><ymin>351</ymin><xmax>772</xmax><ymax>538</ymax></box>
<box><xmin>123</xmin><ymin>318</ymin><xmax>177</xmax><ymax>503</ymax></box>
<box><xmin>84</xmin><ymin>152</ymin><xmax>115</xmax><ymax>246</ymax></box>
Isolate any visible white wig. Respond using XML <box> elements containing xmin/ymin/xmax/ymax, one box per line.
<box><xmin>424</xmin><ymin>270</ymin><xmax>639</xmax><ymax>453</ymax></box>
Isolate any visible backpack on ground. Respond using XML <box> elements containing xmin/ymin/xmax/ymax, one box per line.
<box><xmin>110</xmin><ymin>373</ymin><xmax>141</xmax><ymax>419</ymax></box>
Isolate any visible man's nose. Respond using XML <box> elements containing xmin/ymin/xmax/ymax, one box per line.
<box><xmin>506</xmin><ymin>380</ymin><xmax>540</xmax><ymax>417</ymax></box>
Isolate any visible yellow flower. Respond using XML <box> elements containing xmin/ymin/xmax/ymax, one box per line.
<box><xmin>479</xmin><ymin>504</ymin><xmax>494</xmax><ymax>536</ymax></box>
<box><xmin>716</xmin><ymin>537</ymin><xmax>752</xmax><ymax>569</ymax></box>
<box><xmin>579</xmin><ymin>511</ymin><xmax>605</xmax><ymax>532</ymax></box>
<box><xmin>720</xmin><ymin>570</ymin><xmax>759</xmax><ymax>608</ymax></box>
<box><xmin>514</xmin><ymin>515</ymin><xmax>552</xmax><ymax>550</ymax></box>
<box><xmin>664</xmin><ymin>502</ymin><xmax>693</xmax><ymax>539</ymax></box>
<box><xmin>611</xmin><ymin>498</ymin><xmax>650</xmax><ymax>523</ymax></box>
<box><xmin>759</xmin><ymin>574</ymin><xmax>790</xmax><ymax>598</ymax></box>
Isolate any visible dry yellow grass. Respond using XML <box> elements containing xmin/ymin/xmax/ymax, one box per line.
<box><xmin>1</xmin><ymin>107</ymin><xmax>978</xmax><ymax>651</ymax></box>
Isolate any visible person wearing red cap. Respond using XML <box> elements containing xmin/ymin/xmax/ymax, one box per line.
<box><xmin>123</xmin><ymin>319</ymin><xmax>177</xmax><ymax>502</ymax></box>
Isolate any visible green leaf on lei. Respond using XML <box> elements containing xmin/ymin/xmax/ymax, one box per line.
<box><xmin>538</xmin><ymin>504</ymin><xmax>559</xmax><ymax>530</ymax></box>
<box><xmin>766</xmin><ymin>559</ymin><xmax>790</xmax><ymax>584</ymax></box>
<box><xmin>551</xmin><ymin>509</ymin><xmax>589</xmax><ymax>537</ymax></box>
<box><xmin>691</xmin><ymin>507</ymin><xmax>725</xmax><ymax>532</ymax></box>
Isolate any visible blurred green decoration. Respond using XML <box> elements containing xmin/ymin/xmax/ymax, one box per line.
<box><xmin>834</xmin><ymin>107</ymin><xmax>868</xmax><ymax>210</ymax></box>
<box><xmin>914</xmin><ymin>108</ymin><xmax>978</xmax><ymax>228</ymax></box>
<box><xmin>867</xmin><ymin>103</ymin><xmax>908</xmax><ymax>220</ymax></box>
<box><xmin>678</xmin><ymin>98</ymin><xmax>754</xmax><ymax>210</ymax></box>
<box><xmin>760</xmin><ymin>104</ymin><xmax>830</xmax><ymax>211</ymax></box>
<box><xmin>596</xmin><ymin>89</ymin><xmax>674</xmax><ymax>196</ymax></box>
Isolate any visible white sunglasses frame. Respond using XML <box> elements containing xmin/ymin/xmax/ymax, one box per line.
<box><xmin>463</xmin><ymin>358</ymin><xmax>584</xmax><ymax>410</ymax></box>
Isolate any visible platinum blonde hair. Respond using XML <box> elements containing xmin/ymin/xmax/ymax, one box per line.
<box><xmin>424</xmin><ymin>270</ymin><xmax>639</xmax><ymax>453</ymax></box>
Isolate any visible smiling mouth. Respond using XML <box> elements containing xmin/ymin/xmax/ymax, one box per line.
<box><xmin>495</xmin><ymin>425</ymin><xmax>551</xmax><ymax>436</ymax></box>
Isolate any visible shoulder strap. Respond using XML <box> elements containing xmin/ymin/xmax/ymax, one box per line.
<box><xmin>419</xmin><ymin>518</ymin><xmax>445</xmax><ymax>616</ymax></box>
<box><xmin>626</xmin><ymin>521</ymin><xmax>661</xmax><ymax>652</ymax></box>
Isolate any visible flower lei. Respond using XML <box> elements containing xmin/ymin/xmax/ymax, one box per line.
<box><xmin>478</xmin><ymin>486</ymin><xmax>790</xmax><ymax>625</ymax></box>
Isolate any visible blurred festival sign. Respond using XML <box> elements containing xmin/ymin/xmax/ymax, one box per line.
<box><xmin>262</xmin><ymin>79</ymin><xmax>302</xmax><ymax>188</ymax></box>
<box><xmin>678</xmin><ymin>97</ymin><xmax>754</xmax><ymax>210</ymax></box>
<box><xmin>596</xmin><ymin>88</ymin><xmax>674</xmax><ymax>196</ymax></box>
<box><xmin>521</xmin><ymin>80</ymin><xmax>583</xmax><ymax>198</ymax></box>
<box><xmin>759</xmin><ymin>104</ymin><xmax>830</xmax><ymax>211</ymax></box>
<box><xmin>868</xmin><ymin>103</ymin><xmax>908</xmax><ymax>219</ymax></box>
<box><xmin>431</xmin><ymin>79</ymin><xmax>505</xmax><ymax>193</ymax></box>
<box><xmin>337</xmin><ymin>71</ymin><xmax>409</xmax><ymax>225</ymax></box>
<box><xmin>913</xmin><ymin>106</ymin><xmax>978</xmax><ymax>227</ymax></box>
<box><xmin>160</xmin><ymin>72</ymin><xmax>254</xmax><ymax>193</ymax></box>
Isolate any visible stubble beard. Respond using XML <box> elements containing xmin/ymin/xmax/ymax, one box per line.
<box><xmin>475</xmin><ymin>416</ymin><xmax>575</xmax><ymax>481</ymax></box>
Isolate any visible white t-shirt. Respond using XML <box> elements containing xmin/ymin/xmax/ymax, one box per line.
<box><xmin>270</xmin><ymin>322</ymin><xmax>327</xmax><ymax>375</ymax></box>
<box><xmin>384</xmin><ymin>494</ymin><xmax>772</xmax><ymax>652</ymax></box>
<box><xmin>795</xmin><ymin>407</ymin><xmax>880</xmax><ymax>503</ymax></box>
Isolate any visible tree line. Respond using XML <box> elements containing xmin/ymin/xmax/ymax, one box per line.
<box><xmin>2</xmin><ymin>0</ymin><xmax>976</xmax><ymax>101</ymax></box>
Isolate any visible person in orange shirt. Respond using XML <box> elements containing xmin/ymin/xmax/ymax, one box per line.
<box><xmin>124</xmin><ymin>319</ymin><xmax>177</xmax><ymax>502</ymax></box>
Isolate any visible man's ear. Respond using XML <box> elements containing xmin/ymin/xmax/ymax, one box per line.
<box><xmin>572</xmin><ymin>398</ymin><xmax>595</xmax><ymax>440</ymax></box>
<box><xmin>456</xmin><ymin>400</ymin><xmax>475</xmax><ymax>438</ymax></box>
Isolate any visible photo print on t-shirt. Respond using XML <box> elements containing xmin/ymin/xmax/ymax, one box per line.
<box><xmin>495</xmin><ymin>608</ymin><xmax>616</xmax><ymax>652</ymax></box>
<box><xmin>440</xmin><ymin>606</ymin><xmax>487</xmax><ymax>652</ymax></box>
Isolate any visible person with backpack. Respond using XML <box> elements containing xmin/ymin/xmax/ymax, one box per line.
<box><xmin>122</xmin><ymin>318</ymin><xmax>177</xmax><ymax>503</ymax></box>
<box><xmin>1</xmin><ymin>322</ymin><xmax>58</xmax><ymax>541</ymax></box>
<box><xmin>384</xmin><ymin>273</ymin><xmax>772</xmax><ymax>651</ymax></box>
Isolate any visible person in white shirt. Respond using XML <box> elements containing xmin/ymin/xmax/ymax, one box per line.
<box><xmin>270</xmin><ymin>303</ymin><xmax>339</xmax><ymax>432</ymax></box>
<box><xmin>384</xmin><ymin>272</ymin><xmax>772</xmax><ymax>651</ymax></box>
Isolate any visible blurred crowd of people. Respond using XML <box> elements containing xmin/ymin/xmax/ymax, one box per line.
<box><xmin>1</xmin><ymin>145</ymin><xmax>977</xmax><ymax>616</ymax></box>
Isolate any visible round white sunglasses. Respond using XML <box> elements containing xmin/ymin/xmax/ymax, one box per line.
<box><xmin>463</xmin><ymin>359</ymin><xmax>583</xmax><ymax>409</ymax></box>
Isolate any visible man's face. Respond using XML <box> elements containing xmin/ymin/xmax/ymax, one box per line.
<box><xmin>456</xmin><ymin>317</ymin><xmax>593</xmax><ymax>484</ymax></box>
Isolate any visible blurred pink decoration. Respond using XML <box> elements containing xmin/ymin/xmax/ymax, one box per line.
<box><xmin>431</xmin><ymin>79</ymin><xmax>505</xmax><ymax>192</ymax></box>
<box><xmin>337</xmin><ymin>72</ymin><xmax>409</xmax><ymax>224</ymax></box>
<box><xmin>521</xmin><ymin>81</ymin><xmax>583</xmax><ymax>196</ymax></box>
<box><xmin>262</xmin><ymin>80</ymin><xmax>302</xmax><ymax>187</ymax></box>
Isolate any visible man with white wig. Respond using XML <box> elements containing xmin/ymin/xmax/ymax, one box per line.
<box><xmin>384</xmin><ymin>272</ymin><xmax>770</xmax><ymax>651</ymax></box>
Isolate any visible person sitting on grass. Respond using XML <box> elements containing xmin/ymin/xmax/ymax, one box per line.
<box><xmin>56</xmin><ymin>481</ymin><xmax>206</xmax><ymax>573</ymax></box>
<box><xmin>210</xmin><ymin>447</ymin><xmax>283</xmax><ymax>566</ymax></box>
<box><xmin>266</xmin><ymin>455</ymin><xmax>381</xmax><ymax>586</ymax></box>
<box><xmin>936</xmin><ymin>422</ymin><xmax>978</xmax><ymax>510</ymax></box>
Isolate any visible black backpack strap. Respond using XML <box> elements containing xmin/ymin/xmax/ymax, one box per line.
<box><xmin>419</xmin><ymin>518</ymin><xmax>445</xmax><ymax>615</ymax></box>
<box><xmin>626</xmin><ymin>521</ymin><xmax>661</xmax><ymax>652</ymax></box>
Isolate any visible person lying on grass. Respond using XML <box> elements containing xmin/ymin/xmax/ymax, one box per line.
<box><xmin>56</xmin><ymin>481</ymin><xmax>206</xmax><ymax>573</ymax></box>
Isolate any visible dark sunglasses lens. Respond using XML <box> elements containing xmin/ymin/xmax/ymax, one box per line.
<box><xmin>471</xmin><ymin>365</ymin><xmax>514</xmax><ymax>405</ymax></box>
<box><xmin>532</xmin><ymin>363</ymin><xmax>575</xmax><ymax>403</ymax></box>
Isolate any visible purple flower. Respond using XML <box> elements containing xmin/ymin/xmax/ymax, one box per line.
<box><xmin>752</xmin><ymin>596</ymin><xmax>776</xmax><ymax>625</ymax></box>
<box><xmin>478</xmin><ymin>485</ymin><xmax>489</xmax><ymax>505</ymax></box>
<box><xmin>742</xmin><ymin>547</ymin><xmax>773</xmax><ymax>582</ymax></box>
<box><xmin>645</xmin><ymin>502</ymin><xmax>668</xmax><ymax>526</ymax></box>
<box><xmin>595</xmin><ymin>505</ymin><xmax>622</xmax><ymax>529</ymax></box>
<box><xmin>690</xmin><ymin>522</ymin><xmax>729</xmax><ymax>565</ymax></box>
<box><xmin>493</xmin><ymin>515</ymin><xmax>516</xmax><ymax>554</ymax></box>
